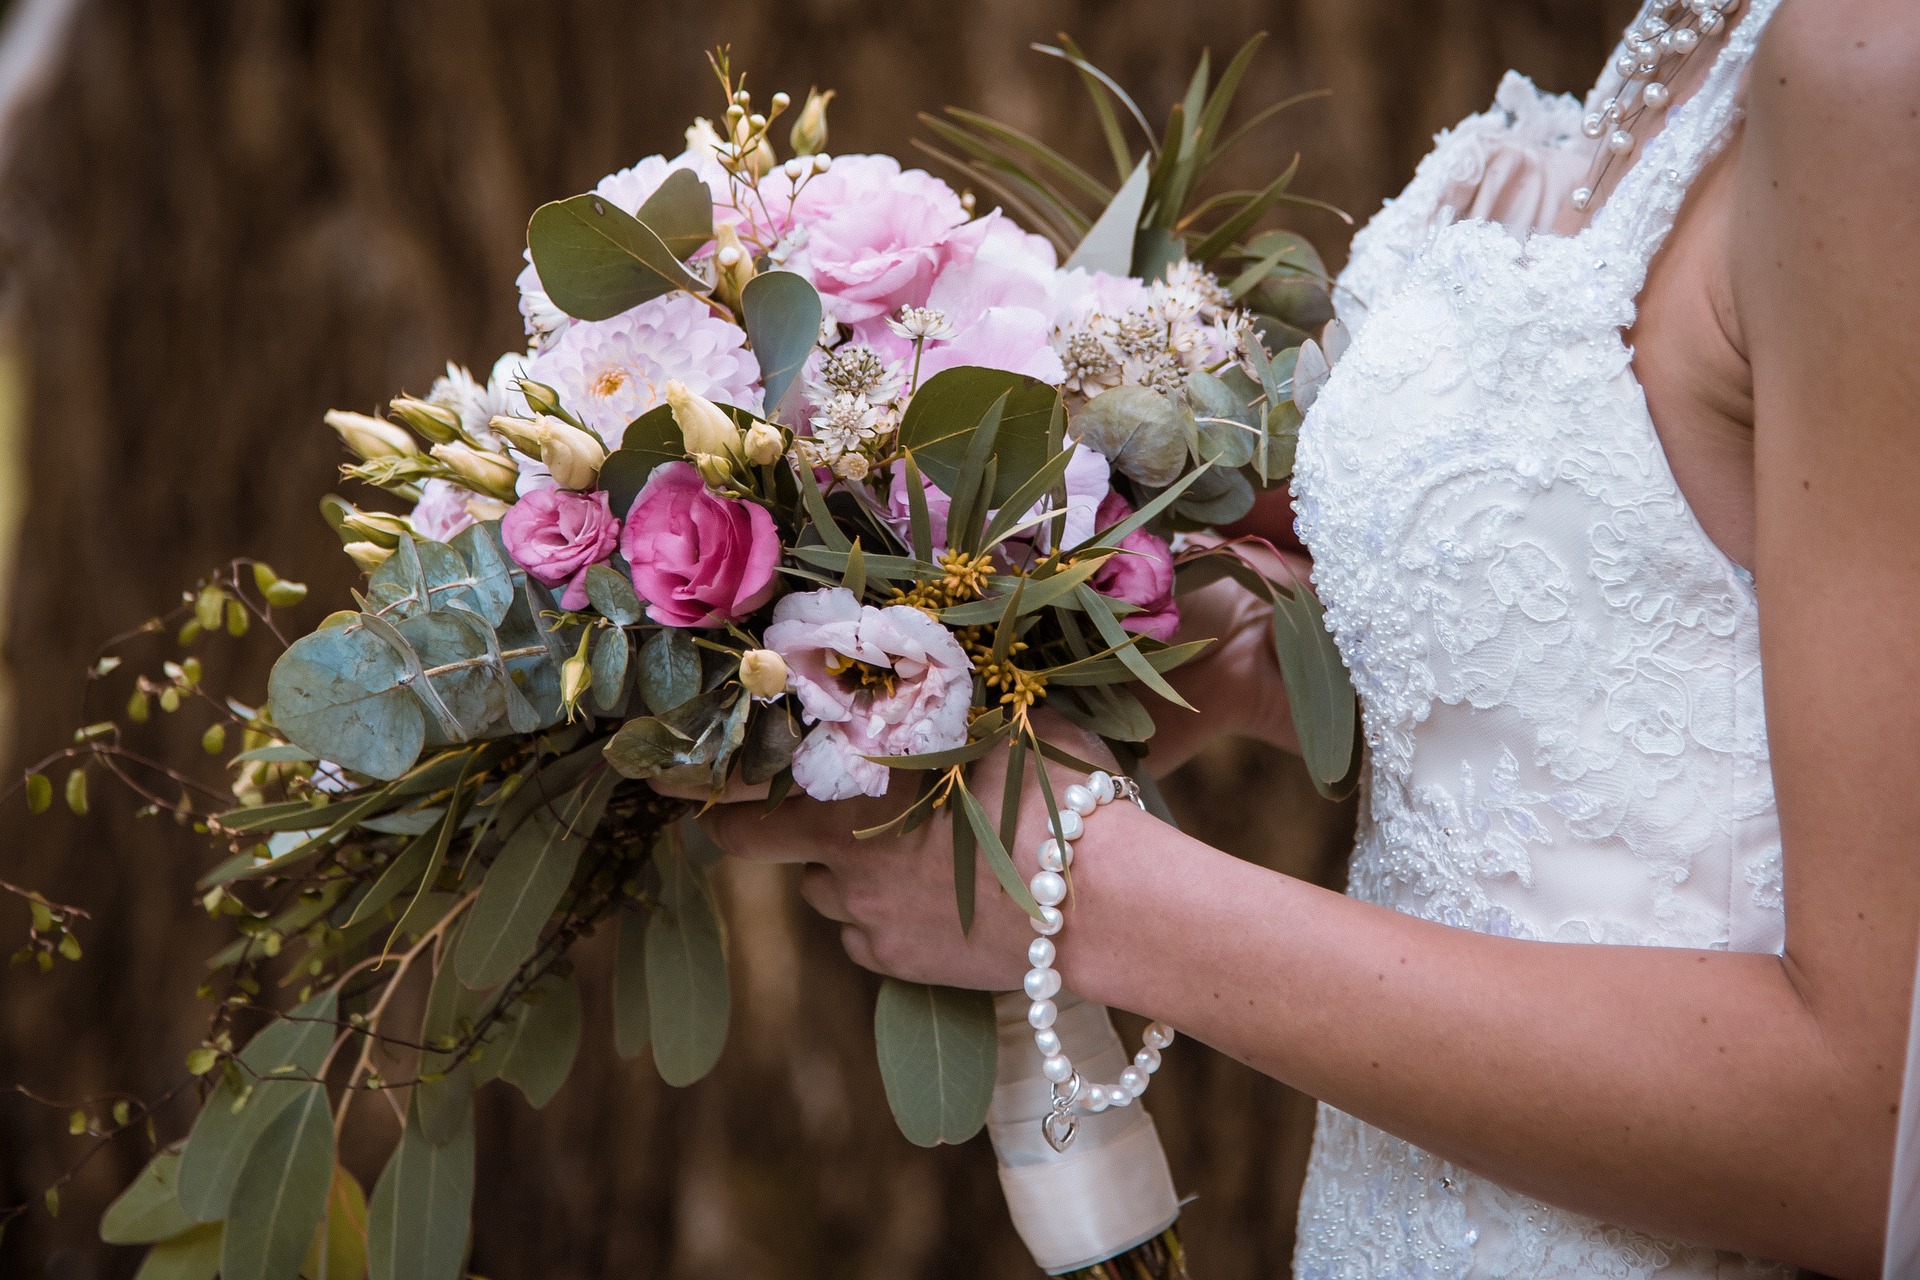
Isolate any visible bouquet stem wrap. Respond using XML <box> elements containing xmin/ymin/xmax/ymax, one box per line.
<box><xmin>989</xmin><ymin>991</ymin><xmax>1181</xmax><ymax>1274</ymax></box>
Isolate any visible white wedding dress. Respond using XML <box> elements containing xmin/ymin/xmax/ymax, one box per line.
<box><xmin>1289</xmin><ymin>2</ymin><xmax>1796</xmax><ymax>1276</ymax></box>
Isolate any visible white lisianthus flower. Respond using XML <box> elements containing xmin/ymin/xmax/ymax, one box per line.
<box><xmin>427</xmin><ymin>353</ymin><xmax>527</xmax><ymax>447</ymax></box>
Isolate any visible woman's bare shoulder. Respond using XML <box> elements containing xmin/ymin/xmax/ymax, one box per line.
<box><xmin>1751</xmin><ymin>0</ymin><xmax>1920</xmax><ymax>135</ymax></box>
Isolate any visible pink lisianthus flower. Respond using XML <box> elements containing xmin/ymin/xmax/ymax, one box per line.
<box><xmin>410</xmin><ymin>479</ymin><xmax>479</xmax><ymax>543</ymax></box>
<box><xmin>885</xmin><ymin>465</ymin><xmax>952</xmax><ymax>550</ymax></box>
<box><xmin>620</xmin><ymin>462</ymin><xmax>780</xmax><ymax>628</ymax></box>
<box><xmin>1089</xmin><ymin>492</ymin><xmax>1180</xmax><ymax>641</ymax></box>
<box><xmin>764</xmin><ymin>588</ymin><xmax>975</xmax><ymax>801</ymax></box>
<box><xmin>499</xmin><ymin>488</ymin><xmax>621</xmax><ymax>610</ymax></box>
<box><xmin>783</xmin><ymin>155</ymin><xmax>992</xmax><ymax>327</ymax></box>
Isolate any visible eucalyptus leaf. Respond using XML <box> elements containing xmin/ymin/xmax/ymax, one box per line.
<box><xmin>456</xmin><ymin>768</ymin><xmax>620</xmax><ymax>989</ymax></box>
<box><xmin>584</xmin><ymin>565</ymin><xmax>642</xmax><ymax>626</ymax></box>
<box><xmin>134</xmin><ymin>1223</ymin><xmax>222</xmax><ymax>1280</ymax></box>
<box><xmin>589</xmin><ymin>627</ymin><xmax>630</xmax><ymax>714</ymax></box>
<box><xmin>637</xmin><ymin>627</ymin><xmax>701</xmax><ymax>714</ymax></box>
<box><xmin>631</xmin><ymin>167</ymin><xmax>718</xmax><ymax>259</ymax></box>
<box><xmin>613</xmin><ymin>908</ymin><xmax>652</xmax><ymax>1060</ymax></box>
<box><xmin>1258</xmin><ymin>398</ymin><xmax>1303</xmax><ymax>482</ymax></box>
<box><xmin>602</xmin><ymin>715</ymin><xmax>699</xmax><ymax>778</ymax></box>
<box><xmin>347</xmin><ymin>821</ymin><xmax>443</xmax><ymax>927</ymax></box>
<box><xmin>1071</xmin><ymin>385</ymin><xmax>1188</xmax><ymax>486</ymax></box>
<box><xmin>102</xmin><ymin>1150</ymin><xmax>197</xmax><ymax>1246</ymax></box>
<box><xmin>366</xmin><ymin>1099</ymin><xmax>473</xmax><ymax>1280</ymax></box>
<box><xmin>449</xmin><ymin>523</ymin><xmax>515</xmax><ymax>625</ymax></box>
<box><xmin>1131</xmin><ymin>226</ymin><xmax>1185</xmax><ymax>282</ymax></box>
<box><xmin>741</xmin><ymin>271</ymin><xmax>822</xmax><ymax>415</ymax></box>
<box><xmin>298</xmin><ymin>1165</ymin><xmax>368</xmax><ymax>1280</ymax></box>
<box><xmin>219</xmin><ymin>1082</ymin><xmax>333</xmax><ymax>1280</ymax></box>
<box><xmin>178</xmin><ymin>990</ymin><xmax>338</xmax><ymax>1222</ymax></box>
<box><xmin>895</xmin><ymin>367</ymin><xmax>1060</xmax><ymax>505</ymax></box>
<box><xmin>1293</xmin><ymin>338</ymin><xmax>1330</xmax><ymax>414</ymax></box>
<box><xmin>267</xmin><ymin>623</ymin><xmax>424</xmax><ymax>782</ymax></box>
<box><xmin>416</xmin><ymin>927</ymin><xmax>488</xmax><ymax>1146</ymax></box>
<box><xmin>1271</xmin><ymin>582</ymin><xmax>1360</xmax><ymax>798</ymax></box>
<box><xmin>1172</xmin><ymin>464</ymin><xmax>1256</xmax><ymax>525</ymax></box>
<box><xmin>526</xmin><ymin>193</ymin><xmax>707</xmax><ymax>322</ymax></box>
<box><xmin>1063</xmin><ymin>157</ymin><xmax>1150</xmax><ymax>275</ymax></box>
<box><xmin>492</xmin><ymin>971</ymin><xmax>583</xmax><ymax>1109</ymax></box>
<box><xmin>873</xmin><ymin>980</ymin><xmax>996</xmax><ymax>1147</ymax></box>
<box><xmin>646</xmin><ymin>833</ymin><xmax>729</xmax><ymax>1087</ymax></box>
<box><xmin>1186</xmin><ymin>371</ymin><xmax>1258</xmax><ymax>470</ymax></box>
<box><xmin>740</xmin><ymin>703</ymin><xmax>801</xmax><ymax>785</ymax></box>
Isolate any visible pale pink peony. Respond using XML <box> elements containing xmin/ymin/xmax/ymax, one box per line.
<box><xmin>1089</xmin><ymin>492</ymin><xmax>1180</xmax><ymax>641</ymax></box>
<box><xmin>499</xmin><ymin>488</ymin><xmax>621</xmax><ymax>611</ymax></box>
<box><xmin>783</xmin><ymin>155</ymin><xmax>991</xmax><ymax>327</ymax></box>
<box><xmin>410</xmin><ymin>479</ymin><xmax>478</xmax><ymax>543</ymax></box>
<box><xmin>621</xmin><ymin>462</ymin><xmax>780</xmax><ymax>628</ymax></box>
<box><xmin>526</xmin><ymin>293</ymin><xmax>761</xmax><ymax>450</ymax></box>
<box><xmin>884</xmin><ymin>465</ymin><xmax>952</xmax><ymax>550</ymax></box>
<box><xmin>764</xmin><ymin>588</ymin><xmax>975</xmax><ymax>800</ymax></box>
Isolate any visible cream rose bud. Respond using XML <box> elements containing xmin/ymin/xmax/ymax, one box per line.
<box><xmin>325</xmin><ymin>410</ymin><xmax>417</xmax><ymax>461</ymax></box>
<box><xmin>430</xmin><ymin>442</ymin><xmax>520</xmax><ymax>502</ymax></box>
<box><xmin>666</xmin><ymin>380</ymin><xmax>743</xmax><ymax>460</ymax></box>
<box><xmin>691</xmin><ymin>452</ymin><xmax>736</xmax><ymax>490</ymax></box>
<box><xmin>738</xmin><ymin>649</ymin><xmax>790</xmax><ymax>699</ymax></box>
<box><xmin>536</xmin><ymin>415</ymin><xmax>606</xmax><ymax>490</ymax></box>
<box><xmin>743</xmin><ymin>420</ymin><xmax>784</xmax><ymax>466</ymax></box>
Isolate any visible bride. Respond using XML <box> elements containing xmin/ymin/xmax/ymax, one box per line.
<box><xmin>692</xmin><ymin>0</ymin><xmax>1918</xmax><ymax>1274</ymax></box>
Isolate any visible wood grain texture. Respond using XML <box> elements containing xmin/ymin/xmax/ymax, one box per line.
<box><xmin>0</xmin><ymin>2</ymin><xmax>1629</xmax><ymax>1275</ymax></box>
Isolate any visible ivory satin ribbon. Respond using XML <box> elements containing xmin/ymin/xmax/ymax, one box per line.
<box><xmin>987</xmin><ymin>991</ymin><xmax>1181</xmax><ymax>1274</ymax></box>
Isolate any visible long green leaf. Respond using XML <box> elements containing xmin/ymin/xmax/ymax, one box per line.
<box><xmin>979</xmin><ymin>443</ymin><xmax>1078</xmax><ymax>551</ymax></box>
<box><xmin>646</xmin><ymin>832</ymin><xmax>730</xmax><ymax>1086</ymax></box>
<box><xmin>873</xmin><ymin>979</ymin><xmax>996</xmax><ymax>1147</ymax></box>
<box><xmin>415</xmin><ymin>925</ymin><xmax>486</xmax><ymax>1146</ymax></box>
<box><xmin>949</xmin><ymin>791</ymin><xmax>977</xmax><ymax>936</ymax></box>
<box><xmin>1189</xmin><ymin>154</ymin><xmax>1301</xmax><ymax>263</ymax></box>
<box><xmin>613</xmin><ymin>909</ymin><xmax>651</xmax><ymax>1060</ymax></box>
<box><xmin>1064</xmin><ymin>158</ymin><xmax>1150</xmax><ymax>276</ymax></box>
<box><xmin>366</xmin><ymin>1099</ymin><xmax>473</xmax><ymax>1280</ymax></box>
<box><xmin>955</xmin><ymin>780</ymin><xmax>1042</xmax><ymax>919</ymax></box>
<box><xmin>134</xmin><ymin>1224</ymin><xmax>222</xmax><ymax>1280</ymax></box>
<box><xmin>933</xmin><ymin>553</ymin><xmax>1113</xmax><ymax>626</ymax></box>
<box><xmin>944</xmin><ymin>108</ymin><xmax>1112</xmax><ymax>204</ymax></box>
<box><xmin>1075</xmin><ymin>586</ymin><xmax>1194</xmax><ymax>709</ymax></box>
<box><xmin>490</xmin><ymin>970</ymin><xmax>583</xmax><ymax>1109</ymax></box>
<box><xmin>1271</xmin><ymin>582</ymin><xmax>1361</xmax><ymax>798</ymax></box>
<box><xmin>1191</xmin><ymin>35</ymin><xmax>1267</xmax><ymax>180</ymax></box>
<box><xmin>220</xmin><ymin>1083</ymin><xmax>333</xmax><ymax>1280</ymax></box>
<box><xmin>102</xmin><ymin>1150</ymin><xmax>197</xmax><ymax>1246</ymax></box>
<box><xmin>901</xmin><ymin>450</ymin><xmax>933</xmax><ymax>562</ymax></box>
<box><xmin>178</xmin><ymin>990</ymin><xmax>338</xmax><ymax>1222</ymax></box>
<box><xmin>792</xmin><ymin>454</ymin><xmax>851</xmax><ymax>553</ymax></box>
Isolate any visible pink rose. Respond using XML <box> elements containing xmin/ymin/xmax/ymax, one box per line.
<box><xmin>621</xmin><ymin>461</ymin><xmax>780</xmax><ymax>628</ymax></box>
<box><xmin>500</xmin><ymin>488</ymin><xmax>620</xmax><ymax>611</ymax></box>
<box><xmin>1090</xmin><ymin>492</ymin><xmax>1180</xmax><ymax>641</ymax></box>
<box><xmin>764</xmin><ymin>588</ymin><xmax>974</xmax><ymax>800</ymax></box>
<box><xmin>785</xmin><ymin>155</ymin><xmax>991</xmax><ymax>326</ymax></box>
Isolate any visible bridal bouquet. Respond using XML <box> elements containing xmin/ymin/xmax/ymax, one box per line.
<box><xmin>10</xmin><ymin>38</ymin><xmax>1352</xmax><ymax>1280</ymax></box>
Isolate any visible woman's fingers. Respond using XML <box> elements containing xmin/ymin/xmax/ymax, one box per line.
<box><xmin>648</xmin><ymin>773</ymin><xmax>772</xmax><ymax>804</ymax></box>
<box><xmin>838</xmin><ymin>924</ymin><xmax>879</xmax><ymax>972</ymax></box>
<box><xmin>799</xmin><ymin>863</ymin><xmax>851</xmax><ymax>922</ymax></box>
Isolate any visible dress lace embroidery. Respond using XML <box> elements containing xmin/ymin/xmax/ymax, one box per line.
<box><xmin>1290</xmin><ymin>4</ymin><xmax>1790</xmax><ymax>1276</ymax></box>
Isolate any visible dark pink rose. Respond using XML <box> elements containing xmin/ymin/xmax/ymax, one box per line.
<box><xmin>621</xmin><ymin>461</ymin><xmax>780</xmax><ymax>627</ymax></box>
<box><xmin>499</xmin><ymin>487</ymin><xmax>620</xmax><ymax>611</ymax></box>
<box><xmin>1091</xmin><ymin>492</ymin><xmax>1180</xmax><ymax>642</ymax></box>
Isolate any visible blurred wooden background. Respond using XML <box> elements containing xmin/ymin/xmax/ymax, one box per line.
<box><xmin>0</xmin><ymin>1</ymin><xmax>1634</xmax><ymax>1276</ymax></box>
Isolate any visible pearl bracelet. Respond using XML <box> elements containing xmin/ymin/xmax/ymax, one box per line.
<box><xmin>1021</xmin><ymin>769</ymin><xmax>1176</xmax><ymax>1153</ymax></box>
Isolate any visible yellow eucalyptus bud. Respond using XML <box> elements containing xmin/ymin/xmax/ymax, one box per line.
<box><xmin>535</xmin><ymin>415</ymin><xmax>607</xmax><ymax>490</ymax></box>
<box><xmin>738</xmin><ymin>649</ymin><xmax>790</xmax><ymax>700</ymax></box>
<box><xmin>325</xmin><ymin>410</ymin><xmax>417</xmax><ymax>461</ymax></box>
<box><xmin>666</xmin><ymin>381</ymin><xmax>744</xmax><ymax>461</ymax></box>
<box><xmin>789</xmin><ymin>87</ymin><xmax>834</xmax><ymax>157</ymax></box>
<box><xmin>343</xmin><ymin>541</ymin><xmax>393</xmax><ymax>573</ymax></box>
<box><xmin>743</xmin><ymin>420</ymin><xmax>784</xmax><ymax>466</ymax></box>
<box><xmin>388</xmin><ymin>397</ymin><xmax>462</xmax><ymax>443</ymax></box>
<box><xmin>430</xmin><ymin>442</ymin><xmax>520</xmax><ymax>502</ymax></box>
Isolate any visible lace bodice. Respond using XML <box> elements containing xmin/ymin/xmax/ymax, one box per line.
<box><xmin>1290</xmin><ymin>5</ymin><xmax>1792</xmax><ymax>1277</ymax></box>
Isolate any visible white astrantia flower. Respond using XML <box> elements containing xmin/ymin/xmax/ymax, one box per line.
<box><xmin>1050</xmin><ymin>262</ymin><xmax>1252</xmax><ymax>398</ymax></box>
<box><xmin>806</xmin><ymin>342</ymin><xmax>905</xmax><ymax>406</ymax></box>
<box><xmin>808</xmin><ymin>392</ymin><xmax>888</xmax><ymax>460</ymax></box>
<box><xmin>886</xmin><ymin>305</ymin><xmax>956</xmax><ymax>342</ymax></box>
<box><xmin>527</xmin><ymin>293</ymin><xmax>762</xmax><ymax>450</ymax></box>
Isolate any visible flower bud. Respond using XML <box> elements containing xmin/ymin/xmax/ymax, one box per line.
<box><xmin>711</xmin><ymin>222</ymin><xmax>757</xmax><ymax>311</ymax></box>
<box><xmin>338</xmin><ymin>507</ymin><xmax>410</xmax><ymax>548</ymax></box>
<box><xmin>789</xmin><ymin>87</ymin><xmax>834</xmax><ymax>157</ymax></box>
<box><xmin>535</xmin><ymin>415</ymin><xmax>607</xmax><ymax>490</ymax></box>
<box><xmin>516</xmin><ymin>378</ymin><xmax>566</xmax><ymax>419</ymax></box>
<box><xmin>488</xmin><ymin>414</ymin><xmax>544</xmax><ymax>455</ymax></box>
<box><xmin>742</xmin><ymin>420</ymin><xmax>784</xmax><ymax>467</ymax></box>
<box><xmin>465</xmin><ymin>496</ymin><xmax>510</xmax><ymax>523</ymax></box>
<box><xmin>666</xmin><ymin>381</ymin><xmax>744</xmax><ymax>461</ymax></box>
<box><xmin>832</xmin><ymin>452</ymin><xmax>871</xmax><ymax>482</ymax></box>
<box><xmin>343</xmin><ymin>541</ymin><xmax>394</xmax><ymax>573</ymax></box>
<box><xmin>560</xmin><ymin>652</ymin><xmax>592</xmax><ymax>721</ymax></box>
<box><xmin>388</xmin><ymin>397</ymin><xmax>462</xmax><ymax>443</ymax></box>
<box><xmin>430</xmin><ymin>442</ymin><xmax>520</xmax><ymax>502</ymax></box>
<box><xmin>692</xmin><ymin>453</ymin><xmax>737</xmax><ymax>490</ymax></box>
<box><xmin>738</xmin><ymin>649</ymin><xmax>790</xmax><ymax>700</ymax></box>
<box><xmin>326</xmin><ymin>410</ymin><xmax>417</xmax><ymax>461</ymax></box>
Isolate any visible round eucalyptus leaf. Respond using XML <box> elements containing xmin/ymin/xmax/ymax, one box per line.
<box><xmin>267</xmin><ymin>623</ymin><xmax>425</xmax><ymax>782</ymax></box>
<box><xmin>131</xmin><ymin>1223</ymin><xmax>223</xmax><ymax>1280</ymax></box>
<box><xmin>741</xmin><ymin>270</ymin><xmax>823</xmax><ymax>416</ymax></box>
<box><xmin>1174</xmin><ymin>465</ymin><xmax>1257</xmax><ymax>526</ymax></box>
<box><xmin>1071</xmin><ymin>385</ymin><xmax>1188</xmax><ymax>487</ymax></box>
<box><xmin>895</xmin><ymin>366</ymin><xmax>1060</xmax><ymax>504</ymax></box>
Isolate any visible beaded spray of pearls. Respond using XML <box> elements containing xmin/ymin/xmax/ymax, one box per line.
<box><xmin>1570</xmin><ymin>0</ymin><xmax>1741</xmax><ymax>212</ymax></box>
<box><xmin>1021</xmin><ymin>770</ymin><xmax>1177</xmax><ymax>1154</ymax></box>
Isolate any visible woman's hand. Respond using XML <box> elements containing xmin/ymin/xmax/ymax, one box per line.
<box><xmin>691</xmin><ymin>712</ymin><xmax>1126</xmax><ymax>991</ymax></box>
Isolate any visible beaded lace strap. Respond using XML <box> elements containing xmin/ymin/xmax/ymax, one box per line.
<box><xmin>1591</xmin><ymin>0</ymin><xmax>1781</xmax><ymax>287</ymax></box>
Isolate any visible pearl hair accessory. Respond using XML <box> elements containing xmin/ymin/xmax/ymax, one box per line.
<box><xmin>1022</xmin><ymin>769</ymin><xmax>1177</xmax><ymax>1153</ymax></box>
<box><xmin>1570</xmin><ymin>0</ymin><xmax>1741</xmax><ymax>211</ymax></box>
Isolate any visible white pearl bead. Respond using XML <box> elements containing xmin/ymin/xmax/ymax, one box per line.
<box><xmin>1030</xmin><ymin>870</ymin><xmax>1067</xmax><ymax>907</ymax></box>
<box><xmin>1087</xmin><ymin>1085</ymin><xmax>1111</xmax><ymax>1112</ymax></box>
<box><xmin>1669</xmin><ymin>26</ymin><xmax>1699</xmax><ymax>52</ymax></box>
<box><xmin>1135</xmin><ymin>1045</ymin><xmax>1162</xmax><ymax>1074</ymax></box>
<box><xmin>1024</xmin><ymin>966</ymin><xmax>1062</xmax><ymax>1000</ymax></box>
<box><xmin>1697</xmin><ymin>10</ymin><xmax>1721</xmax><ymax>33</ymax></box>
<box><xmin>1054</xmin><ymin>809</ymin><xmax>1084</xmax><ymax>842</ymax></box>
<box><xmin>1028</xmin><ymin>937</ymin><xmax>1056</xmax><ymax>968</ymax></box>
<box><xmin>1581</xmin><ymin>112</ymin><xmax>1606</xmax><ymax>139</ymax></box>
<box><xmin>1614</xmin><ymin>52</ymin><xmax>1637</xmax><ymax>78</ymax></box>
<box><xmin>1145</xmin><ymin>1022</ymin><xmax>1176</xmax><ymax>1050</ymax></box>
<box><xmin>1106</xmin><ymin>1082</ymin><xmax>1132</xmax><ymax>1106</ymax></box>
<box><xmin>1088</xmin><ymin>772</ymin><xmax>1115</xmax><ymax>805</ymax></box>
<box><xmin>1608</xmin><ymin>130</ymin><xmax>1636</xmax><ymax>155</ymax></box>
<box><xmin>1063</xmin><ymin>784</ymin><xmax>1095</xmax><ymax>816</ymax></box>
<box><xmin>1042</xmin><ymin>1053</ymin><xmax>1074</xmax><ymax>1084</ymax></box>
<box><xmin>1032</xmin><ymin>905</ymin><xmax>1063</xmax><ymax>936</ymax></box>
<box><xmin>1037</xmin><ymin>838</ymin><xmax>1068</xmax><ymax>872</ymax></box>
<box><xmin>1034</xmin><ymin>1027</ymin><xmax>1061</xmax><ymax>1057</ymax></box>
<box><xmin>1121</xmin><ymin>1066</ymin><xmax>1149</xmax><ymax>1097</ymax></box>
<box><xmin>1028</xmin><ymin>999</ymin><xmax>1057</xmax><ymax>1030</ymax></box>
<box><xmin>1642</xmin><ymin>80</ymin><xmax>1671</xmax><ymax>108</ymax></box>
<box><xmin>1570</xmin><ymin>187</ymin><xmax>1593</xmax><ymax>211</ymax></box>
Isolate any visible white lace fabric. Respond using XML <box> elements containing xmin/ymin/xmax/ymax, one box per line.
<box><xmin>1290</xmin><ymin>4</ymin><xmax>1793</xmax><ymax>1276</ymax></box>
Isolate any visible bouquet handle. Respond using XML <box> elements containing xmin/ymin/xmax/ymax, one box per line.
<box><xmin>988</xmin><ymin>991</ymin><xmax>1182</xmax><ymax>1274</ymax></box>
